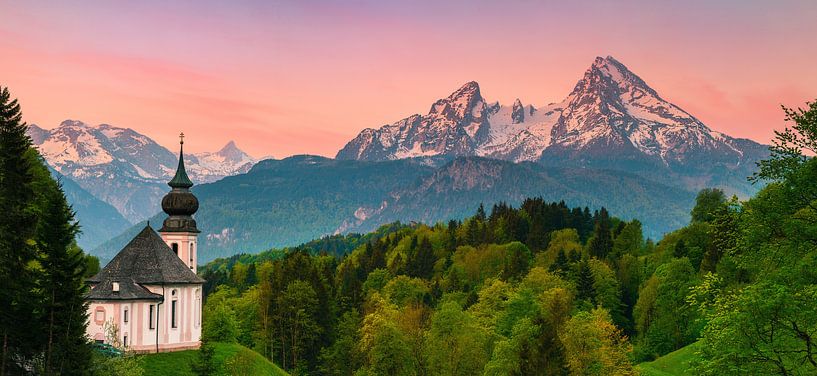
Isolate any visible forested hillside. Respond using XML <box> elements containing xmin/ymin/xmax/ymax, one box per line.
<box><xmin>196</xmin><ymin>100</ymin><xmax>817</xmax><ymax>376</ymax></box>
<box><xmin>199</xmin><ymin>198</ymin><xmax>669</xmax><ymax>375</ymax></box>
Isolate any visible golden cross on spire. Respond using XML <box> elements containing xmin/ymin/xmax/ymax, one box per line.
<box><xmin>179</xmin><ymin>131</ymin><xmax>185</xmax><ymax>145</ymax></box>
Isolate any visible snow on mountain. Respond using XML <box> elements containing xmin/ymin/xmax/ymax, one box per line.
<box><xmin>337</xmin><ymin>56</ymin><xmax>767</xmax><ymax>170</ymax></box>
<box><xmin>29</xmin><ymin>120</ymin><xmax>257</xmax><ymax>222</ymax></box>
<box><xmin>337</xmin><ymin>81</ymin><xmax>493</xmax><ymax>160</ymax></box>
<box><xmin>189</xmin><ymin>141</ymin><xmax>256</xmax><ymax>177</ymax></box>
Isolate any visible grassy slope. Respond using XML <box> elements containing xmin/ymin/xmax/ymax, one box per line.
<box><xmin>140</xmin><ymin>342</ymin><xmax>288</xmax><ymax>376</ymax></box>
<box><xmin>637</xmin><ymin>343</ymin><xmax>700</xmax><ymax>376</ymax></box>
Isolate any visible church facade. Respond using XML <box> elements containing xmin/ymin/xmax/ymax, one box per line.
<box><xmin>85</xmin><ymin>135</ymin><xmax>205</xmax><ymax>353</ymax></box>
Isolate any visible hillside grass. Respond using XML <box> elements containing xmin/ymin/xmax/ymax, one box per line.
<box><xmin>637</xmin><ymin>342</ymin><xmax>700</xmax><ymax>376</ymax></box>
<box><xmin>140</xmin><ymin>342</ymin><xmax>288</xmax><ymax>376</ymax></box>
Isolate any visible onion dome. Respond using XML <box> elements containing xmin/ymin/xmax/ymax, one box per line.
<box><xmin>160</xmin><ymin>133</ymin><xmax>200</xmax><ymax>233</ymax></box>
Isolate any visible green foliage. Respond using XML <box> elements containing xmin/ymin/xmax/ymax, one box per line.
<box><xmin>559</xmin><ymin>308</ymin><xmax>636</xmax><ymax>376</ymax></box>
<box><xmin>754</xmin><ymin>100</ymin><xmax>817</xmax><ymax>182</ymax></box>
<box><xmin>690</xmin><ymin>188</ymin><xmax>726</xmax><ymax>223</ymax></box>
<box><xmin>92</xmin><ymin>352</ymin><xmax>144</xmax><ymax>376</ymax></box>
<box><xmin>633</xmin><ymin>258</ymin><xmax>700</xmax><ymax>360</ymax></box>
<box><xmin>197</xmin><ymin>197</ymin><xmax>719</xmax><ymax>375</ymax></box>
<box><xmin>203</xmin><ymin>301</ymin><xmax>239</xmax><ymax>343</ymax></box>
<box><xmin>192</xmin><ymin>340</ymin><xmax>216</xmax><ymax>376</ymax></box>
<box><xmin>424</xmin><ymin>302</ymin><xmax>489</xmax><ymax>376</ymax></box>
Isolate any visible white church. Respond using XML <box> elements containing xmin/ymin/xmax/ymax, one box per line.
<box><xmin>85</xmin><ymin>135</ymin><xmax>204</xmax><ymax>353</ymax></box>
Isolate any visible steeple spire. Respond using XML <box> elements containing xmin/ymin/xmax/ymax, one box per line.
<box><xmin>168</xmin><ymin>132</ymin><xmax>193</xmax><ymax>189</ymax></box>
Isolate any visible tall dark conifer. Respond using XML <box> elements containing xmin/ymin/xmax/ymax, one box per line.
<box><xmin>36</xmin><ymin>183</ymin><xmax>92</xmax><ymax>374</ymax></box>
<box><xmin>587</xmin><ymin>207</ymin><xmax>613</xmax><ymax>259</ymax></box>
<box><xmin>408</xmin><ymin>237</ymin><xmax>435</xmax><ymax>280</ymax></box>
<box><xmin>575</xmin><ymin>261</ymin><xmax>596</xmax><ymax>304</ymax></box>
<box><xmin>0</xmin><ymin>86</ymin><xmax>39</xmax><ymax>375</ymax></box>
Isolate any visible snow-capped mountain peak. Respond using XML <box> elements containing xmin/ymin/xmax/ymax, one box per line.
<box><xmin>29</xmin><ymin>121</ymin><xmax>259</xmax><ymax>222</ymax></box>
<box><xmin>337</xmin><ymin>56</ymin><xmax>767</xmax><ymax>173</ymax></box>
<box><xmin>189</xmin><ymin>141</ymin><xmax>255</xmax><ymax>177</ymax></box>
<box><xmin>428</xmin><ymin>81</ymin><xmax>486</xmax><ymax>120</ymax></box>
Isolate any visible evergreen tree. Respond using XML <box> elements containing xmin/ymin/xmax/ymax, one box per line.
<box><xmin>476</xmin><ymin>203</ymin><xmax>487</xmax><ymax>222</ymax></box>
<box><xmin>36</xmin><ymin>184</ymin><xmax>93</xmax><ymax>375</ymax></box>
<box><xmin>549</xmin><ymin>249</ymin><xmax>570</xmax><ymax>276</ymax></box>
<box><xmin>587</xmin><ymin>208</ymin><xmax>613</xmax><ymax>259</ymax></box>
<box><xmin>408</xmin><ymin>237</ymin><xmax>435</xmax><ymax>280</ymax></box>
<box><xmin>575</xmin><ymin>261</ymin><xmax>596</xmax><ymax>304</ymax></box>
<box><xmin>0</xmin><ymin>86</ymin><xmax>40</xmax><ymax>374</ymax></box>
<box><xmin>245</xmin><ymin>263</ymin><xmax>258</xmax><ymax>288</ymax></box>
<box><xmin>368</xmin><ymin>242</ymin><xmax>386</xmax><ymax>271</ymax></box>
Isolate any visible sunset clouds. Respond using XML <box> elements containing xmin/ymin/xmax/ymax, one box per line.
<box><xmin>1</xmin><ymin>0</ymin><xmax>815</xmax><ymax>157</ymax></box>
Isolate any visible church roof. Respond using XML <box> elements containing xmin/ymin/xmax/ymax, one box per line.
<box><xmin>85</xmin><ymin>279</ymin><xmax>163</xmax><ymax>301</ymax></box>
<box><xmin>87</xmin><ymin>225</ymin><xmax>204</xmax><ymax>300</ymax></box>
<box><xmin>168</xmin><ymin>139</ymin><xmax>193</xmax><ymax>189</ymax></box>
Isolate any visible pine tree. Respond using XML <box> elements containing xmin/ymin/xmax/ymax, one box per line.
<box><xmin>0</xmin><ymin>86</ymin><xmax>40</xmax><ymax>374</ymax></box>
<box><xmin>549</xmin><ymin>249</ymin><xmax>570</xmax><ymax>276</ymax></box>
<box><xmin>476</xmin><ymin>203</ymin><xmax>487</xmax><ymax>222</ymax></box>
<box><xmin>587</xmin><ymin>208</ymin><xmax>613</xmax><ymax>259</ymax></box>
<box><xmin>575</xmin><ymin>261</ymin><xmax>596</xmax><ymax>304</ymax></box>
<box><xmin>368</xmin><ymin>241</ymin><xmax>386</xmax><ymax>271</ymax></box>
<box><xmin>408</xmin><ymin>238</ymin><xmax>435</xmax><ymax>280</ymax></box>
<box><xmin>36</xmin><ymin>183</ymin><xmax>93</xmax><ymax>374</ymax></box>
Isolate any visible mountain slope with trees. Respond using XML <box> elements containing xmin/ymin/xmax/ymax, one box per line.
<box><xmin>93</xmin><ymin>155</ymin><xmax>695</xmax><ymax>264</ymax></box>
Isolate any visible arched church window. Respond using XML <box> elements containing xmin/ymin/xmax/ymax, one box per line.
<box><xmin>172</xmin><ymin>243</ymin><xmax>178</xmax><ymax>255</ymax></box>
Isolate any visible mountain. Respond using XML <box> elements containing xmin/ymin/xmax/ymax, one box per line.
<box><xmin>29</xmin><ymin>121</ymin><xmax>257</xmax><ymax>222</ymax></box>
<box><xmin>93</xmin><ymin>155</ymin><xmax>437</xmax><ymax>262</ymax></box>
<box><xmin>336</xmin><ymin>56</ymin><xmax>768</xmax><ymax>197</ymax></box>
<box><xmin>48</xmin><ymin>167</ymin><xmax>132</xmax><ymax>250</ymax></box>
<box><xmin>336</xmin><ymin>157</ymin><xmax>695</xmax><ymax>239</ymax></box>
<box><xmin>94</xmin><ymin>155</ymin><xmax>694</xmax><ymax>263</ymax></box>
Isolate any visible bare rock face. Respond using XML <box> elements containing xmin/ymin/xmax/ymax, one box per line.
<box><xmin>511</xmin><ymin>98</ymin><xmax>525</xmax><ymax>124</ymax></box>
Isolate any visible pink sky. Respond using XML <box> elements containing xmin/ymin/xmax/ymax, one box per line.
<box><xmin>1</xmin><ymin>0</ymin><xmax>815</xmax><ymax>157</ymax></box>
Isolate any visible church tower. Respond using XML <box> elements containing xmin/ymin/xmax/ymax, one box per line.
<box><xmin>160</xmin><ymin>132</ymin><xmax>200</xmax><ymax>273</ymax></box>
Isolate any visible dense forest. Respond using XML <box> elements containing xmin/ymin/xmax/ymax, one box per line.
<box><xmin>197</xmin><ymin>101</ymin><xmax>817</xmax><ymax>376</ymax></box>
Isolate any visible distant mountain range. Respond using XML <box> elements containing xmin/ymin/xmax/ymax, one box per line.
<box><xmin>29</xmin><ymin>120</ymin><xmax>257</xmax><ymax>223</ymax></box>
<box><xmin>42</xmin><ymin>56</ymin><xmax>771</xmax><ymax>263</ymax></box>
<box><xmin>93</xmin><ymin>155</ymin><xmax>695</xmax><ymax>264</ymax></box>
<box><xmin>338</xmin><ymin>56</ymin><xmax>768</xmax><ymax>197</ymax></box>
<box><xmin>48</xmin><ymin>167</ymin><xmax>132</xmax><ymax>251</ymax></box>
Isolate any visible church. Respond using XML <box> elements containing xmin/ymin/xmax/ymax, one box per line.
<box><xmin>85</xmin><ymin>134</ymin><xmax>205</xmax><ymax>353</ymax></box>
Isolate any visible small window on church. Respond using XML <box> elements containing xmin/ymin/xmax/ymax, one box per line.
<box><xmin>149</xmin><ymin>304</ymin><xmax>155</xmax><ymax>330</ymax></box>
<box><xmin>94</xmin><ymin>307</ymin><xmax>105</xmax><ymax>324</ymax></box>
<box><xmin>171</xmin><ymin>300</ymin><xmax>178</xmax><ymax>329</ymax></box>
<box><xmin>172</xmin><ymin>243</ymin><xmax>179</xmax><ymax>255</ymax></box>
<box><xmin>123</xmin><ymin>335</ymin><xmax>128</xmax><ymax>347</ymax></box>
<box><xmin>124</xmin><ymin>307</ymin><xmax>128</xmax><ymax>323</ymax></box>
<box><xmin>190</xmin><ymin>243</ymin><xmax>194</xmax><ymax>265</ymax></box>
